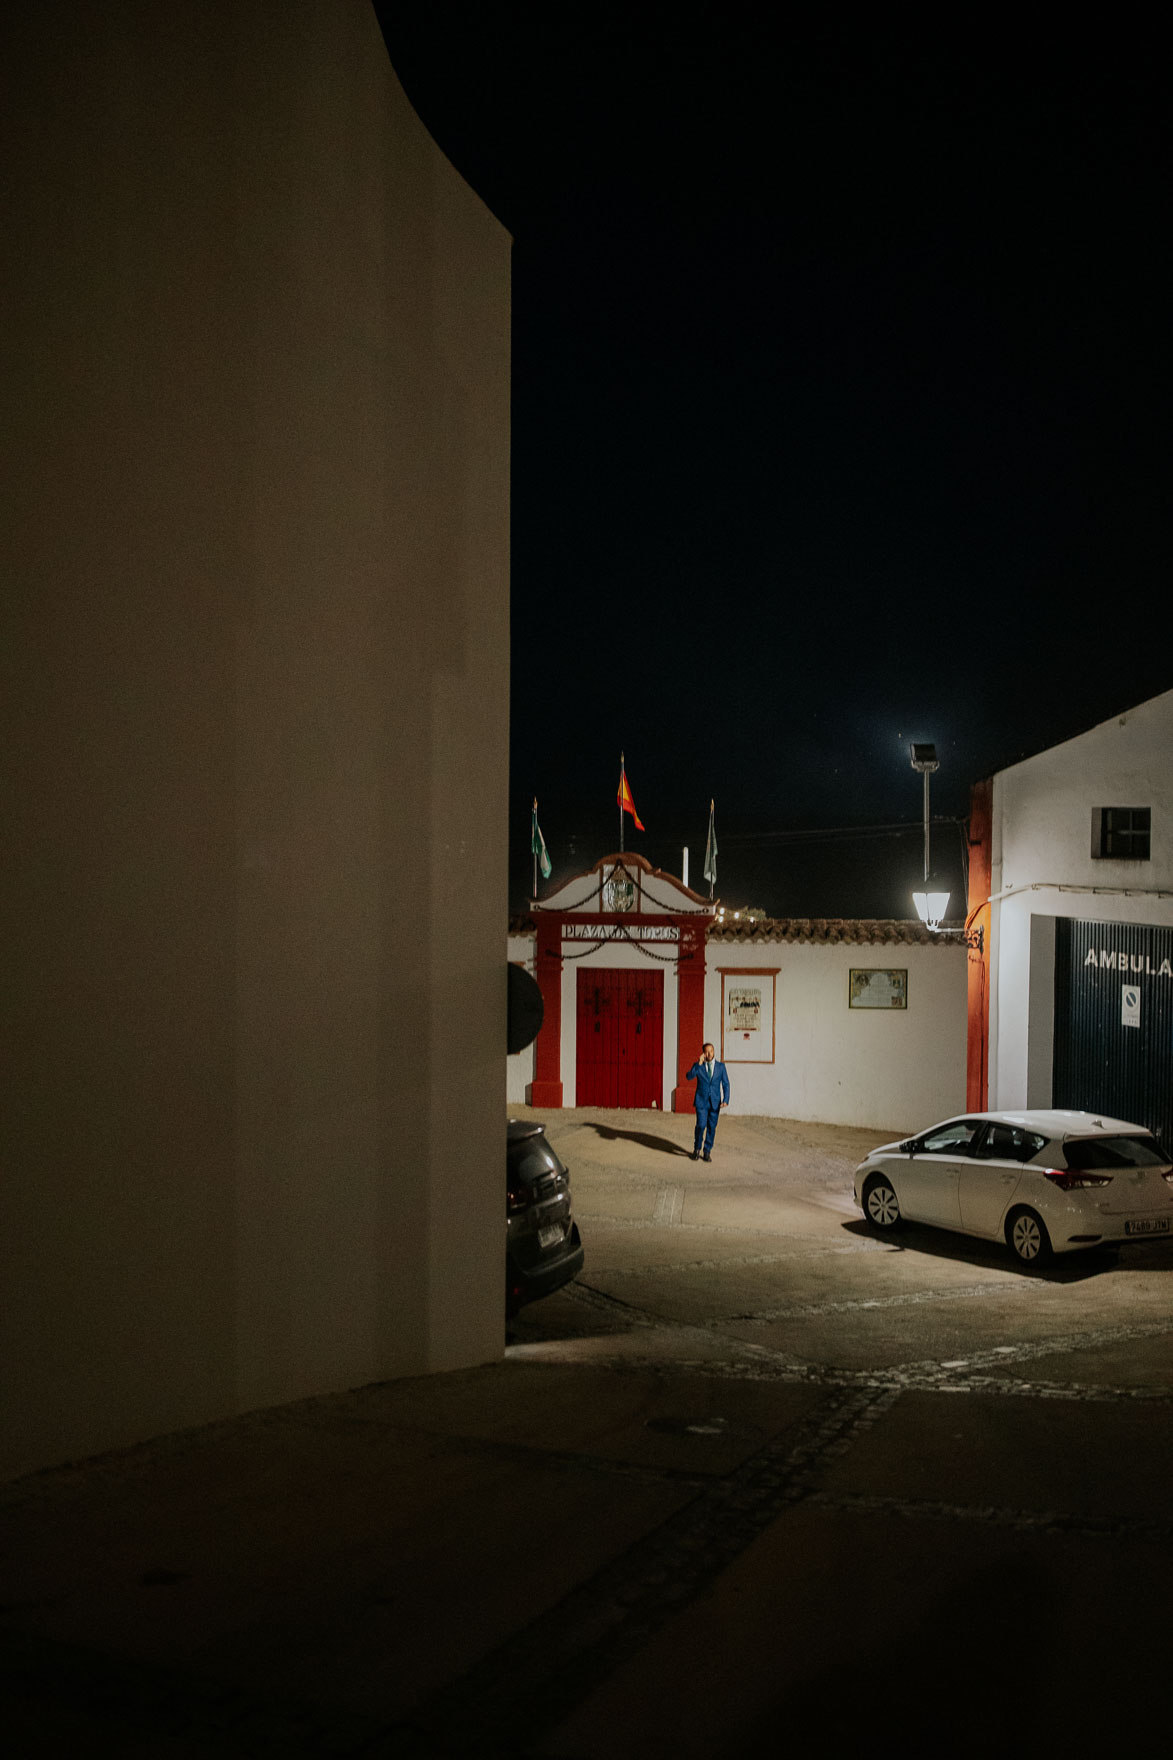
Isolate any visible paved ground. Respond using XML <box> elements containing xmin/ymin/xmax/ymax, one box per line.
<box><xmin>3</xmin><ymin>1108</ymin><xmax>1171</xmax><ymax>1756</ymax></box>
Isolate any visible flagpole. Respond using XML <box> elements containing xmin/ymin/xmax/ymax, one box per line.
<box><xmin>619</xmin><ymin>752</ymin><xmax>624</xmax><ymax>854</ymax></box>
<box><xmin>533</xmin><ymin>797</ymin><xmax>538</xmax><ymax>898</ymax></box>
<box><xmin>709</xmin><ymin>798</ymin><xmax>714</xmax><ymax>900</ymax></box>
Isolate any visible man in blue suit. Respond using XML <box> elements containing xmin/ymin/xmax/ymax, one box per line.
<box><xmin>687</xmin><ymin>1041</ymin><xmax>730</xmax><ymax>1161</ymax></box>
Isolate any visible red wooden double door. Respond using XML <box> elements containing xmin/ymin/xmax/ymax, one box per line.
<box><xmin>575</xmin><ymin>969</ymin><xmax>664</xmax><ymax>1108</ymax></box>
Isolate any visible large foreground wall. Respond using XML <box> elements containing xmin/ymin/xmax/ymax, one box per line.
<box><xmin>0</xmin><ymin>2</ymin><xmax>510</xmax><ymax>1480</ymax></box>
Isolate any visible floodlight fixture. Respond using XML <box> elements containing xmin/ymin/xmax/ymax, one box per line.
<box><xmin>905</xmin><ymin>743</ymin><xmax>985</xmax><ymax>946</ymax></box>
<box><xmin>912</xmin><ymin>889</ymin><xmax>951</xmax><ymax>930</ymax></box>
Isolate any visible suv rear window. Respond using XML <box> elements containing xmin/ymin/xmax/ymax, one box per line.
<box><xmin>1063</xmin><ymin>1134</ymin><xmax>1168</xmax><ymax>1171</ymax></box>
<box><xmin>510</xmin><ymin>1139</ymin><xmax>566</xmax><ymax>1183</ymax></box>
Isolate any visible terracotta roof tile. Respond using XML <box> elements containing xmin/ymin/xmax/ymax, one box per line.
<box><xmin>509</xmin><ymin>912</ymin><xmax>952</xmax><ymax>946</ymax></box>
<box><xmin>707</xmin><ymin>916</ymin><xmax>948</xmax><ymax>946</ymax></box>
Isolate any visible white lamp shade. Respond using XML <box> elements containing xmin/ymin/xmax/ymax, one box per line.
<box><xmin>913</xmin><ymin>889</ymin><xmax>950</xmax><ymax>929</ymax></box>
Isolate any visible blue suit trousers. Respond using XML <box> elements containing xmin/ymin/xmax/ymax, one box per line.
<box><xmin>694</xmin><ymin>1104</ymin><xmax>721</xmax><ymax>1155</ymax></box>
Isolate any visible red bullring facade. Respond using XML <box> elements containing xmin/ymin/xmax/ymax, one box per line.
<box><xmin>525</xmin><ymin>855</ymin><xmax>713</xmax><ymax>1113</ymax></box>
<box><xmin>511</xmin><ymin>853</ymin><xmax>969</xmax><ymax>1127</ymax></box>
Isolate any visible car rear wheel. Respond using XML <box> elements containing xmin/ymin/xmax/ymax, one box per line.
<box><xmin>862</xmin><ymin>1174</ymin><xmax>901</xmax><ymax>1231</ymax></box>
<box><xmin>1007</xmin><ymin>1206</ymin><xmax>1052</xmax><ymax>1267</ymax></box>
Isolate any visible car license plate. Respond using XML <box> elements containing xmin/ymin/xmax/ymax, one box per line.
<box><xmin>1125</xmin><ymin>1218</ymin><xmax>1170</xmax><ymax>1235</ymax></box>
<box><xmin>538</xmin><ymin>1223</ymin><xmax>564</xmax><ymax>1249</ymax></box>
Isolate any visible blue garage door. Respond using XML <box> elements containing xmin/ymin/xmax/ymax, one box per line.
<box><xmin>1053</xmin><ymin>918</ymin><xmax>1173</xmax><ymax>1152</ymax></box>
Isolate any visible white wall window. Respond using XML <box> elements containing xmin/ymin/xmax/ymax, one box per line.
<box><xmin>1091</xmin><ymin>807</ymin><xmax>1151</xmax><ymax>861</ymax></box>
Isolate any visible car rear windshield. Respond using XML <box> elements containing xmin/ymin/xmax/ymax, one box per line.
<box><xmin>1063</xmin><ymin>1134</ymin><xmax>1168</xmax><ymax>1171</ymax></box>
<box><xmin>510</xmin><ymin>1140</ymin><xmax>567</xmax><ymax>1183</ymax></box>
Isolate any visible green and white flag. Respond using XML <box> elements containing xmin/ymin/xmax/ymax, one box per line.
<box><xmin>703</xmin><ymin>798</ymin><xmax>717</xmax><ymax>894</ymax></box>
<box><xmin>531</xmin><ymin>798</ymin><xmax>552</xmax><ymax>880</ymax></box>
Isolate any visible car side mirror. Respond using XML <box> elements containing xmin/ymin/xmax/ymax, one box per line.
<box><xmin>899</xmin><ymin>1138</ymin><xmax>918</xmax><ymax>1155</ymax></box>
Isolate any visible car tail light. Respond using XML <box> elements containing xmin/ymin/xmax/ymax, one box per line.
<box><xmin>507</xmin><ymin>1183</ymin><xmax>529</xmax><ymax>1214</ymax></box>
<box><xmin>1043</xmin><ymin>1167</ymin><xmax>1113</xmax><ymax>1191</ymax></box>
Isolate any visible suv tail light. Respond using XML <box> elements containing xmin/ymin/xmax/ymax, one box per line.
<box><xmin>508</xmin><ymin>1168</ymin><xmax>565</xmax><ymax>1214</ymax></box>
<box><xmin>1043</xmin><ymin>1168</ymin><xmax>1113</xmax><ymax>1191</ymax></box>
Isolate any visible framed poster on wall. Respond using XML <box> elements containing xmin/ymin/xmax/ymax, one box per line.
<box><xmin>848</xmin><ymin>967</ymin><xmax>907</xmax><ymax>1009</ymax></box>
<box><xmin>717</xmin><ymin>968</ymin><xmax>779</xmax><ymax>1063</ymax></box>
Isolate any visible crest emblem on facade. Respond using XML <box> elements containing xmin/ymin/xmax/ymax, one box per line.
<box><xmin>603</xmin><ymin>868</ymin><xmax>636</xmax><ymax>912</ymax></box>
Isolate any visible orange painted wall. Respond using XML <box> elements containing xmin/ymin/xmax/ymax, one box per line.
<box><xmin>966</xmin><ymin>779</ymin><xmax>993</xmax><ymax>1110</ymax></box>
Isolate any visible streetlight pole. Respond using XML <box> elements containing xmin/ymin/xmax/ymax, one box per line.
<box><xmin>909</xmin><ymin>743</ymin><xmax>949</xmax><ymax>929</ymax></box>
<box><xmin>921</xmin><ymin>763</ymin><xmax>932</xmax><ymax>885</ymax></box>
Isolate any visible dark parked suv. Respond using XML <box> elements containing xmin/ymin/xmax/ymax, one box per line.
<box><xmin>506</xmin><ymin>1120</ymin><xmax>584</xmax><ymax>1314</ymax></box>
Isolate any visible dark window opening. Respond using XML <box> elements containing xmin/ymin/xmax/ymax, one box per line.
<box><xmin>975</xmin><ymin>1124</ymin><xmax>1046</xmax><ymax>1162</ymax></box>
<box><xmin>1092</xmin><ymin>807</ymin><xmax>1151</xmax><ymax>861</ymax></box>
<box><xmin>919</xmin><ymin>1120</ymin><xmax>982</xmax><ymax>1154</ymax></box>
<box><xmin>1064</xmin><ymin>1134</ymin><xmax>1168</xmax><ymax>1171</ymax></box>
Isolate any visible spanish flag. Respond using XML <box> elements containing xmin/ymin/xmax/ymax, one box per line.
<box><xmin>617</xmin><ymin>757</ymin><xmax>645</xmax><ymax>832</ymax></box>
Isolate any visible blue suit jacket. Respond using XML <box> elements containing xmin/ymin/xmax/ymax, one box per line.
<box><xmin>687</xmin><ymin>1059</ymin><xmax>730</xmax><ymax>1111</ymax></box>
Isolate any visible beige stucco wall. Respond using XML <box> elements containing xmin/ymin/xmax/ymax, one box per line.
<box><xmin>0</xmin><ymin>2</ymin><xmax>510</xmax><ymax>1480</ymax></box>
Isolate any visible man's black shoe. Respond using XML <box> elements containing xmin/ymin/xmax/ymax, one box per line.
<box><xmin>690</xmin><ymin>1151</ymin><xmax>700</xmax><ymax>1161</ymax></box>
<box><xmin>702</xmin><ymin>1152</ymin><xmax>712</xmax><ymax>1162</ymax></box>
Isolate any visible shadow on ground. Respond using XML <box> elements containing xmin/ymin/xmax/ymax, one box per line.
<box><xmin>586</xmin><ymin>1123</ymin><xmax>691</xmax><ymax>1156</ymax></box>
<box><xmin>838</xmin><ymin>1216</ymin><xmax>1131</xmax><ymax>1282</ymax></box>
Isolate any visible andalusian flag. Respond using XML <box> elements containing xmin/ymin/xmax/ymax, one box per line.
<box><xmin>531</xmin><ymin>799</ymin><xmax>552</xmax><ymax>879</ymax></box>
<box><xmin>617</xmin><ymin>756</ymin><xmax>645</xmax><ymax>832</ymax></box>
<box><xmin>703</xmin><ymin>798</ymin><xmax>718</xmax><ymax>894</ymax></box>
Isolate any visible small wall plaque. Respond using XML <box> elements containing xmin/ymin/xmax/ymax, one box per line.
<box><xmin>849</xmin><ymin>967</ymin><xmax>908</xmax><ymax>1010</ymax></box>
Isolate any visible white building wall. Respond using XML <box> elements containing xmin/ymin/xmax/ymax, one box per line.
<box><xmin>510</xmin><ymin>929</ymin><xmax>967</xmax><ymax>1131</ymax></box>
<box><xmin>705</xmin><ymin>940</ymin><xmax>966</xmax><ymax>1133</ymax></box>
<box><xmin>989</xmin><ymin>691</ymin><xmax>1173</xmax><ymax>1110</ymax></box>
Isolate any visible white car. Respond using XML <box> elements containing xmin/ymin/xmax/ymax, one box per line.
<box><xmin>854</xmin><ymin>1109</ymin><xmax>1173</xmax><ymax>1266</ymax></box>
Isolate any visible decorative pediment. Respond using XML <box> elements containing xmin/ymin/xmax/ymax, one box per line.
<box><xmin>535</xmin><ymin>852</ymin><xmax>715</xmax><ymax>918</ymax></box>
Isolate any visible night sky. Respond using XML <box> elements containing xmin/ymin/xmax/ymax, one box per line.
<box><xmin>376</xmin><ymin>7</ymin><xmax>1172</xmax><ymax>918</ymax></box>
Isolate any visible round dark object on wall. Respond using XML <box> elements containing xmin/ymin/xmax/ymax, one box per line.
<box><xmin>507</xmin><ymin>962</ymin><xmax>544</xmax><ymax>1055</ymax></box>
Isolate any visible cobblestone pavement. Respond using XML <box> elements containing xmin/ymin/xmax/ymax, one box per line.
<box><xmin>459</xmin><ymin>1109</ymin><xmax>1173</xmax><ymax>1755</ymax></box>
<box><xmin>3</xmin><ymin>1109</ymin><xmax>1171</xmax><ymax>1756</ymax></box>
